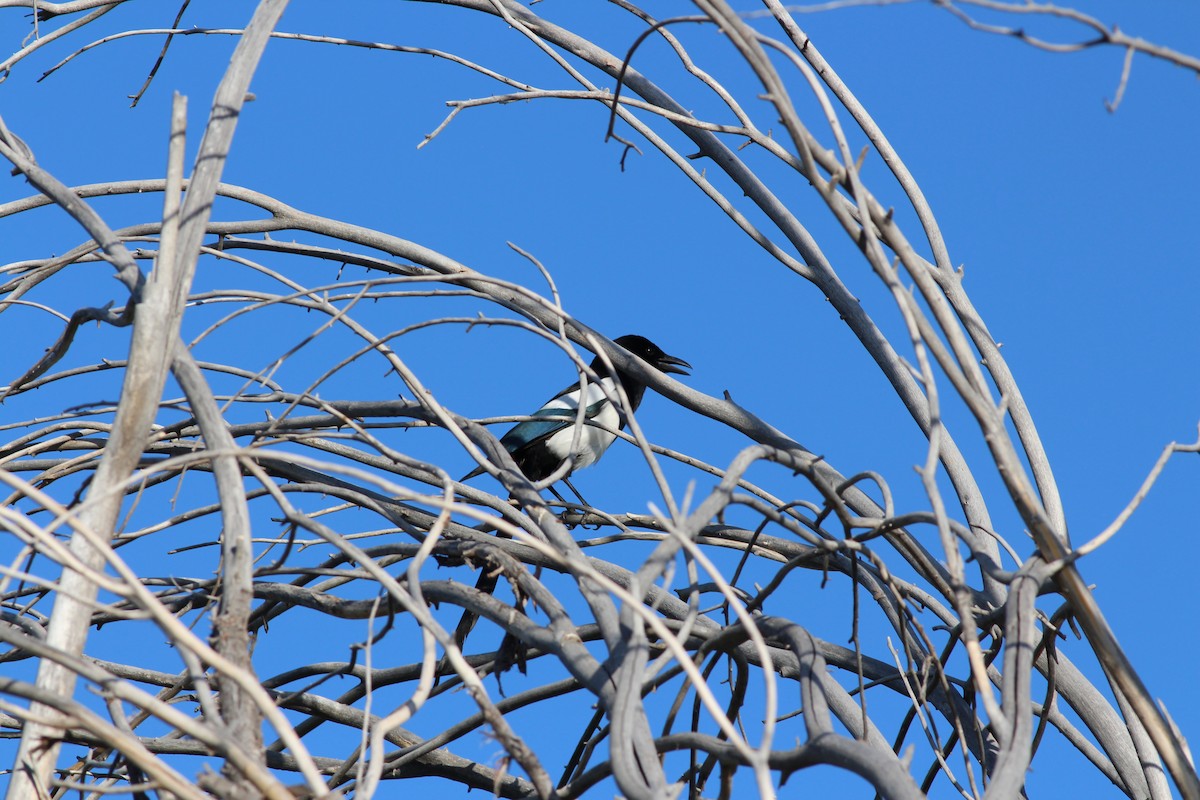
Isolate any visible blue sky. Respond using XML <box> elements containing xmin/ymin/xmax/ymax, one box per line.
<box><xmin>1</xmin><ymin>1</ymin><xmax>1199</xmax><ymax>797</ymax></box>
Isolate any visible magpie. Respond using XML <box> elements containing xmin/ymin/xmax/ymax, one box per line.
<box><xmin>442</xmin><ymin>336</ymin><xmax>689</xmax><ymax>683</ymax></box>
<box><xmin>462</xmin><ymin>334</ymin><xmax>690</xmax><ymax>502</ymax></box>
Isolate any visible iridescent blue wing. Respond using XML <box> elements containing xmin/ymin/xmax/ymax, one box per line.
<box><xmin>460</xmin><ymin>380</ymin><xmax>617</xmax><ymax>483</ymax></box>
<box><xmin>500</xmin><ymin>396</ymin><xmax>608</xmax><ymax>453</ymax></box>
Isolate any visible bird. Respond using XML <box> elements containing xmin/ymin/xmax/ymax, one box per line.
<box><xmin>461</xmin><ymin>334</ymin><xmax>690</xmax><ymax>503</ymax></box>
<box><xmin>443</xmin><ymin>336</ymin><xmax>689</xmax><ymax>683</ymax></box>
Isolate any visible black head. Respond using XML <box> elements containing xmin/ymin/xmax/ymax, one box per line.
<box><xmin>604</xmin><ymin>334</ymin><xmax>691</xmax><ymax>377</ymax></box>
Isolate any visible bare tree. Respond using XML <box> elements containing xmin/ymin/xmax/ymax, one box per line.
<box><xmin>1</xmin><ymin>2</ymin><xmax>1198</xmax><ymax>799</ymax></box>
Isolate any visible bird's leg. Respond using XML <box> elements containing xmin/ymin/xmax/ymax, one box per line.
<box><xmin>545</xmin><ymin>483</ymin><xmax>580</xmax><ymax>528</ymax></box>
<box><xmin>546</xmin><ymin>483</ymin><xmax>572</xmax><ymax>507</ymax></box>
<box><xmin>543</xmin><ymin>480</ymin><xmax>591</xmax><ymax>528</ymax></box>
<box><xmin>562</xmin><ymin>477</ymin><xmax>595</xmax><ymax>515</ymax></box>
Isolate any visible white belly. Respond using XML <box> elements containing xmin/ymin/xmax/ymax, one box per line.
<box><xmin>541</xmin><ymin>379</ymin><xmax>622</xmax><ymax>470</ymax></box>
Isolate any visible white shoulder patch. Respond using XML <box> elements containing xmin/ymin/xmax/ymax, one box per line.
<box><xmin>543</xmin><ymin>377</ymin><xmax>618</xmax><ymax>413</ymax></box>
<box><xmin>540</xmin><ymin>377</ymin><xmax>623</xmax><ymax>469</ymax></box>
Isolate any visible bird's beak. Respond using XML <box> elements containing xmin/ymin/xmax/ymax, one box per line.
<box><xmin>658</xmin><ymin>354</ymin><xmax>691</xmax><ymax>377</ymax></box>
